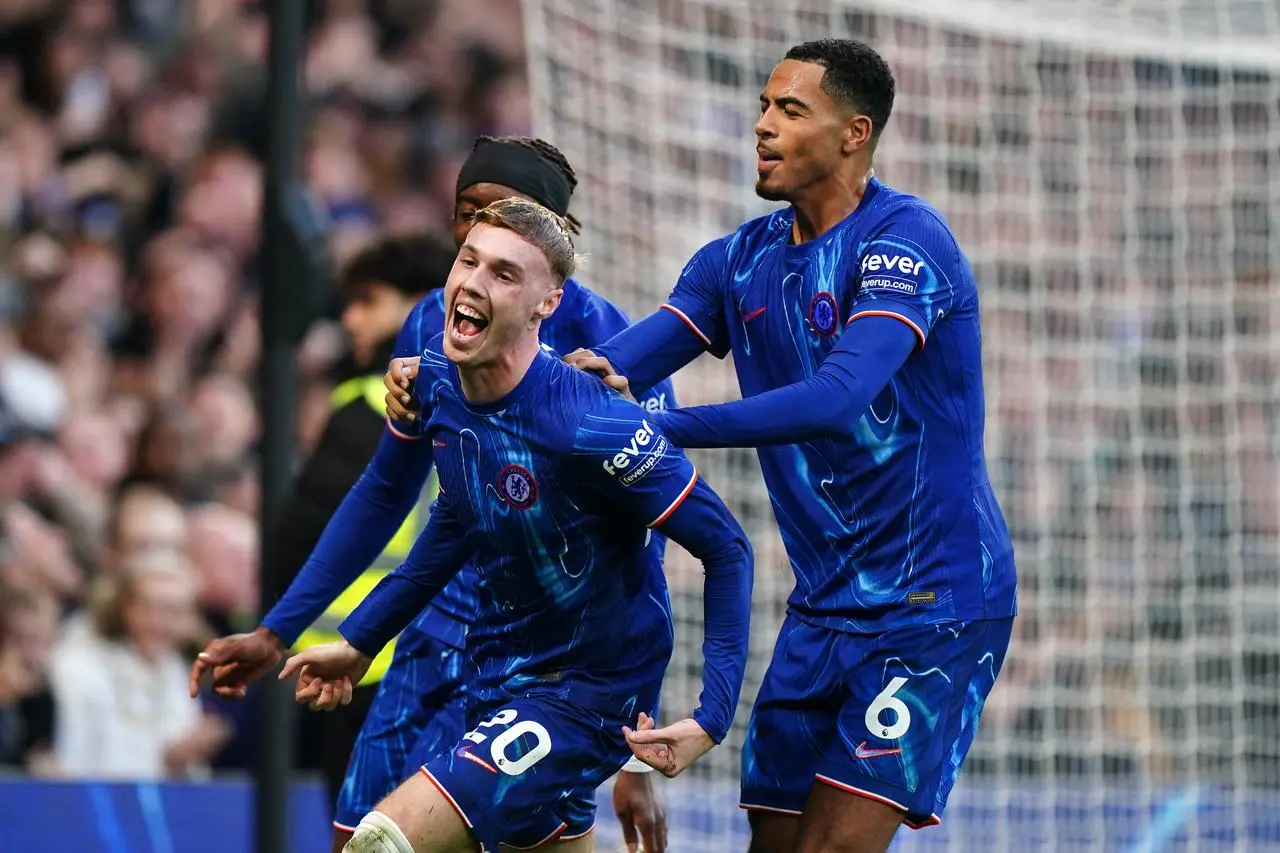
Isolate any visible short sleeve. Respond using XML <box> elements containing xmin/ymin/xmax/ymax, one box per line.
<box><xmin>572</xmin><ymin>395</ymin><xmax>699</xmax><ymax>528</ymax></box>
<box><xmin>849</xmin><ymin>211</ymin><xmax>965</xmax><ymax>348</ymax></box>
<box><xmin>661</xmin><ymin>239</ymin><xmax>731</xmax><ymax>358</ymax></box>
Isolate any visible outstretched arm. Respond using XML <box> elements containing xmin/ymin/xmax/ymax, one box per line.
<box><xmin>592</xmin><ymin>308</ymin><xmax>710</xmax><ymax>398</ymax></box>
<box><xmin>651</xmin><ymin>211</ymin><xmax>964</xmax><ymax>450</ymax></box>
<box><xmin>192</xmin><ymin>421</ymin><xmax>436</xmax><ymax>699</ymax></box>
<box><xmin>259</xmin><ymin>303</ymin><xmax>441</xmax><ymax>645</ymax></box>
<box><xmin>258</xmin><ymin>426</ymin><xmax>435</xmax><ymax>644</ymax></box>
<box><xmin>267</xmin><ymin>395</ymin><xmax>386</xmax><ymax>602</ymax></box>
<box><xmin>576</xmin><ymin>238</ymin><xmax>733</xmax><ymax>396</ymax></box>
<box><xmin>337</xmin><ymin>491</ymin><xmax>470</xmax><ymax>657</ymax></box>
<box><xmin>193</xmin><ymin>303</ymin><xmax>441</xmax><ymax>700</ymax></box>
<box><xmin>653</xmin><ymin>314</ymin><xmax>917</xmax><ymax>448</ymax></box>
<box><xmin>278</xmin><ymin>481</ymin><xmax>467</xmax><ymax>714</ymax></box>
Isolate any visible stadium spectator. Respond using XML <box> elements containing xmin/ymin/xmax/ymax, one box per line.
<box><xmin>49</xmin><ymin>551</ymin><xmax>228</xmax><ymax>778</ymax></box>
<box><xmin>186</xmin><ymin>502</ymin><xmax>260</xmax><ymax>633</ymax></box>
<box><xmin>189</xmin><ymin>373</ymin><xmax>260</xmax><ymax>472</ymax></box>
<box><xmin>106</xmin><ymin>483</ymin><xmax>189</xmax><ymax>570</ymax></box>
<box><xmin>0</xmin><ymin>586</ymin><xmax>58</xmax><ymax>772</ymax></box>
<box><xmin>0</xmin><ymin>501</ymin><xmax>83</xmax><ymax>603</ymax></box>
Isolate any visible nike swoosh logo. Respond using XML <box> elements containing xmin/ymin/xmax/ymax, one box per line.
<box><xmin>854</xmin><ymin>741</ymin><xmax>902</xmax><ymax>760</ymax></box>
<box><xmin>456</xmin><ymin>746</ymin><xmax>497</xmax><ymax>774</ymax></box>
<box><xmin>741</xmin><ymin>306</ymin><xmax>767</xmax><ymax>322</ymax></box>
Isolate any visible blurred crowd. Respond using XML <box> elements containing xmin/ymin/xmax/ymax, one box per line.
<box><xmin>0</xmin><ymin>0</ymin><xmax>528</xmax><ymax>778</ymax></box>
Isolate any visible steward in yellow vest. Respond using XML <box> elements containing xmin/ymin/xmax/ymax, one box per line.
<box><xmin>287</xmin><ymin>373</ymin><xmax>438</xmax><ymax>686</ymax></box>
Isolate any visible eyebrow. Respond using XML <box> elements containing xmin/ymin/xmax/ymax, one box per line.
<box><xmin>458</xmin><ymin>242</ymin><xmax>524</xmax><ymax>277</ymax></box>
<box><xmin>490</xmin><ymin>257</ymin><xmax>522</xmax><ymax>277</ymax></box>
<box><xmin>760</xmin><ymin>94</ymin><xmax>811</xmax><ymax>113</ymax></box>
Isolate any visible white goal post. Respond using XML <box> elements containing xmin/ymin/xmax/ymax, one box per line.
<box><xmin>521</xmin><ymin>2</ymin><xmax>1280</xmax><ymax>849</ymax></box>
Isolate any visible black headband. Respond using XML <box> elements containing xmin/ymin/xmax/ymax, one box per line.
<box><xmin>455</xmin><ymin>141</ymin><xmax>573</xmax><ymax>217</ymax></box>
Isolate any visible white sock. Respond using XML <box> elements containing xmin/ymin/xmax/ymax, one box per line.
<box><xmin>345</xmin><ymin>811</ymin><xmax>415</xmax><ymax>853</ymax></box>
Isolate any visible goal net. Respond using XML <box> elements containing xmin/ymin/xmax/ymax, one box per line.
<box><xmin>521</xmin><ymin>1</ymin><xmax>1280</xmax><ymax>849</ymax></box>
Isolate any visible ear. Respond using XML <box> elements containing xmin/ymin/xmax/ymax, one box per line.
<box><xmin>532</xmin><ymin>287</ymin><xmax>564</xmax><ymax>322</ymax></box>
<box><xmin>843</xmin><ymin>114</ymin><xmax>874</xmax><ymax>155</ymax></box>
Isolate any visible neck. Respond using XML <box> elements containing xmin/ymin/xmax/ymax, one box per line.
<box><xmin>456</xmin><ymin>332</ymin><xmax>541</xmax><ymax>404</ymax></box>
<box><xmin>790</xmin><ymin>162</ymin><xmax>875</xmax><ymax>244</ymax></box>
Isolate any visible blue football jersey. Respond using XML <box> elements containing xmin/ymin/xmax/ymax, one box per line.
<box><xmin>390</xmin><ymin>278</ymin><xmax>676</xmax><ymax>648</ymax></box>
<box><xmin>396</xmin><ymin>339</ymin><xmax>692</xmax><ymax>710</ymax></box>
<box><xmin>663</xmin><ymin>178</ymin><xmax>1016</xmax><ymax>633</ymax></box>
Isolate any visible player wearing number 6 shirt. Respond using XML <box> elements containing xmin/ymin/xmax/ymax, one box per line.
<box><xmin>570</xmin><ymin>40</ymin><xmax>1017</xmax><ymax>853</ymax></box>
<box><xmin>284</xmin><ymin>197</ymin><xmax>753</xmax><ymax>853</ymax></box>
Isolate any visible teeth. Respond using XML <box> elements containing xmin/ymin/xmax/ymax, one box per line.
<box><xmin>457</xmin><ymin>305</ymin><xmax>484</xmax><ymax>321</ymax></box>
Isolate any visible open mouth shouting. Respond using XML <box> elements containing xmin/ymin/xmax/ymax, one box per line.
<box><xmin>450</xmin><ymin>301</ymin><xmax>490</xmax><ymax>348</ymax></box>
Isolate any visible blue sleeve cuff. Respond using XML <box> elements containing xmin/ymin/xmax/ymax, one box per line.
<box><xmin>693</xmin><ymin>707</ymin><xmax>730</xmax><ymax>745</ymax></box>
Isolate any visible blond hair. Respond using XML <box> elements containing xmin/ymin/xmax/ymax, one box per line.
<box><xmin>472</xmin><ymin>196</ymin><xmax>578</xmax><ymax>285</ymax></box>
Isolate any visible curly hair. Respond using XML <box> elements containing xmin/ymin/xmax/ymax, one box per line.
<box><xmin>471</xmin><ymin>136</ymin><xmax>584</xmax><ymax>235</ymax></box>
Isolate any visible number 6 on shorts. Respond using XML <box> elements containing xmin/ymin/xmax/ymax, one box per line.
<box><xmin>865</xmin><ymin>676</ymin><xmax>911</xmax><ymax>740</ymax></box>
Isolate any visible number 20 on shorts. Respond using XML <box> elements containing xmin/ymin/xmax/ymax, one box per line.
<box><xmin>462</xmin><ymin>710</ymin><xmax>554</xmax><ymax>776</ymax></box>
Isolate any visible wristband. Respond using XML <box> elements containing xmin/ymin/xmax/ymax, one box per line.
<box><xmin>622</xmin><ymin>756</ymin><xmax>656</xmax><ymax>774</ymax></box>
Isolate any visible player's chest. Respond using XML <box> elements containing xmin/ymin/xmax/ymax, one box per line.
<box><xmin>425</xmin><ymin>415</ymin><xmax>569</xmax><ymax>539</ymax></box>
<box><xmin>726</xmin><ymin>249</ymin><xmax>861</xmax><ymax>372</ymax></box>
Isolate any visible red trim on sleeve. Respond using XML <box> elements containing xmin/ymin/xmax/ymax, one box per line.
<box><xmin>660</xmin><ymin>304</ymin><xmax>713</xmax><ymax>348</ymax></box>
<box><xmin>846</xmin><ymin>309</ymin><xmax>926</xmax><ymax>349</ymax></box>
<box><xmin>650</xmin><ymin>468</ymin><xmax>699</xmax><ymax>527</ymax></box>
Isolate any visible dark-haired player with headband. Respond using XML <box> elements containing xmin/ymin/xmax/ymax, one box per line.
<box><xmin>190</xmin><ymin>136</ymin><xmax>676</xmax><ymax>853</ymax></box>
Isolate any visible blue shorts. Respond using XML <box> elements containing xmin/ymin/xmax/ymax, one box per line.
<box><xmin>333</xmin><ymin>632</ymin><xmax>467</xmax><ymax>830</ymax></box>
<box><xmin>422</xmin><ymin>692</ymin><xmax>635</xmax><ymax>851</ymax></box>
<box><xmin>740</xmin><ymin>615</ymin><xmax>1013</xmax><ymax>828</ymax></box>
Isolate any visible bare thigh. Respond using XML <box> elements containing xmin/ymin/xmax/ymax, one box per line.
<box><xmin>747</xmin><ymin>809</ymin><xmax>800</xmax><ymax>853</ymax></box>
<box><xmin>794</xmin><ymin>781</ymin><xmax>903</xmax><ymax>853</ymax></box>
